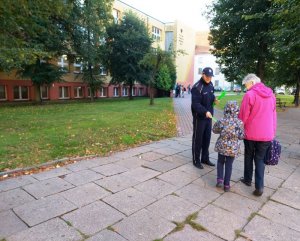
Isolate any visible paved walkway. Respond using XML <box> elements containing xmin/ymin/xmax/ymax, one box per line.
<box><xmin>1</xmin><ymin>98</ymin><xmax>299</xmax><ymax>241</ymax></box>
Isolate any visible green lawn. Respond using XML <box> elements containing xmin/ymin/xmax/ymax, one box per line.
<box><xmin>215</xmin><ymin>93</ymin><xmax>295</xmax><ymax>110</ymax></box>
<box><xmin>0</xmin><ymin>98</ymin><xmax>177</xmax><ymax>171</ymax></box>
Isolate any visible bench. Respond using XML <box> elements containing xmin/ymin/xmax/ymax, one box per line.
<box><xmin>276</xmin><ymin>98</ymin><xmax>286</xmax><ymax>108</ymax></box>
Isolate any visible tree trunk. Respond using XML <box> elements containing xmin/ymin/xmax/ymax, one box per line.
<box><xmin>35</xmin><ymin>85</ymin><xmax>42</xmax><ymax>103</ymax></box>
<box><xmin>294</xmin><ymin>72</ymin><xmax>300</xmax><ymax>107</ymax></box>
<box><xmin>129</xmin><ymin>84</ymin><xmax>133</xmax><ymax>100</ymax></box>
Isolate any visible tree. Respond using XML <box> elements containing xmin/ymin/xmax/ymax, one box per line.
<box><xmin>104</xmin><ymin>11</ymin><xmax>152</xmax><ymax>100</ymax></box>
<box><xmin>270</xmin><ymin>0</ymin><xmax>300</xmax><ymax>106</ymax></box>
<box><xmin>208</xmin><ymin>0</ymin><xmax>273</xmax><ymax>82</ymax></box>
<box><xmin>18</xmin><ymin>59</ymin><xmax>64</xmax><ymax>102</ymax></box>
<box><xmin>140</xmin><ymin>47</ymin><xmax>179</xmax><ymax>105</ymax></box>
<box><xmin>68</xmin><ymin>0</ymin><xmax>113</xmax><ymax>101</ymax></box>
<box><xmin>0</xmin><ymin>0</ymin><xmax>71</xmax><ymax>72</ymax></box>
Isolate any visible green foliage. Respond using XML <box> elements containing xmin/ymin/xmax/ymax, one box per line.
<box><xmin>68</xmin><ymin>0</ymin><xmax>113</xmax><ymax>101</ymax></box>
<box><xmin>0</xmin><ymin>0</ymin><xmax>71</xmax><ymax>71</ymax></box>
<box><xmin>18</xmin><ymin>59</ymin><xmax>64</xmax><ymax>86</ymax></box>
<box><xmin>104</xmin><ymin>11</ymin><xmax>152</xmax><ymax>99</ymax></box>
<box><xmin>156</xmin><ymin>64</ymin><xmax>172</xmax><ymax>91</ymax></box>
<box><xmin>270</xmin><ymin>0</ymin><xmax>300</xmax><ymax>105</ymax></box>
<box><xmin>209</xmin><ymin>0</ymin><xmax>273</xmax><ymax>82</ymax></box>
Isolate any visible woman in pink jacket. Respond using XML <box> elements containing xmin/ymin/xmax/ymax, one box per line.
<box><xmin>238</xmin><ymin>74</ymin><xmax>277</xmax><ymax>196</ymax></box>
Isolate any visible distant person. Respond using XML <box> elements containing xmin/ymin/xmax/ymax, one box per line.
<box><xmin>187</xmin><ymin>84</ymin><xmax>191</xmax><ymax>94</ymax></box>
<box><xmin>191</xmin><ymin>67</ymin><xmax>219</xmax><ymax>169</ymax></box>
<box><xmin>213</xmin><ymin>101</ymin><xmax>244</xmax><ymax>192</ymax></box>
<box><xmin>238</xmin><ymin>74</ymin><xmax>277</xmax><ymax>196</ymax></box>
<box><xmin>175</xmin><ymin>83</ymin><xmax>180</xmax><ymax>98</ymax></box>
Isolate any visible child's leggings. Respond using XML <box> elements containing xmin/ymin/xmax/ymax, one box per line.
<box><xmin>217</xmin><ymin>153</ymin><xmax>234</xmax><ymax>186</ymax></box>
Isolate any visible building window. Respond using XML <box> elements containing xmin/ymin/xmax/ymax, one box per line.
<box><xmin>40</xmin><ymin>86</ymin><xmax>49</xmax><ymax>99</ymax></box>
<box><xmin>13</xmin><ymin>86</ymin><xmax>29</xmax><ymax>100</ymax></box>
<box><xmin>87</xmin><ymin>87</ymin><xmax>97</xmax><ymax>97</ymax></box>
<box><xmin>122</xmin><ymin>87</ymin><xmax>128</xmax><ymax>96</ymax></box>
<box><xmin>138</xmin><ymin>88</ymin><xmax>143</xmax><ymax>96</ymax></box>
<box><xmin>73</xmin><ymin>57</ymin><xmax>83</xmax><ymax>74</ymax></box>
<box><xmin>113</xmin><ymin>87</ymin><xmax>119</xmax><ymax>97</ymax></box>
<box><xmin>132</xmin><ymin>87</ymin><xmax>136</xmax><ymax>96</ymax></box>
<box><xmin>112</xmin><ymin>9</ymin><xmax>120</xmax><ymax>24</ymax></box>
<box><xmin>0</xmin><ymin>85</ymin><xmax>7</xmax><ymax>100</ymax></box>
<box><xmin>99</xmin><ymin>87</ymin><xmax>107</xmax><ymax>97</ymax></box>
<box><xmin>74</xmin><ymin>86</ymin><xmax>83</xmax><ymax>98</ymax></box>
<box><xmin>100</xmin><ymin>66</ymin><xmax>107</xmax><ymax>76</ymax></box>
<box><xmin>57</xmin><ymin>55</ymin><xmax>69</xmax><ymax>72</ymax></box>
<box><xmin>198</xmin><ymin>68</ymin><xmax>203</xmax><ymax>75</ymax></box>
<box><xmin>215</xmin><ymin>67</ymin><xmax>220</xmax><ymax>75</ymax></box>
<box><xmin>152</xmin><ymin>26</ymin><xmax>161</xmax><ymax>41</ymax></box>
<box><xmin>59</xmin><ymin>86</ymin><xmax>70</xmax><ymax>99</ymax></box>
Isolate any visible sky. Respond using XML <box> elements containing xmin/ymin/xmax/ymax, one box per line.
<box><xmin>119</xmin><ymin>0</ymin><xmax>213</xmax><ymax>31</ymax></box>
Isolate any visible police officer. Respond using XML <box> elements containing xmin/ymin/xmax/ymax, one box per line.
<box><xmin>191</xmin><ymin>67</ymin><xmax>218</xmax><ymax>169</ymax></box>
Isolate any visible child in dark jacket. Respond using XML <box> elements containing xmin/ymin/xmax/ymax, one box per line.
<box><xmin>213</xmin><ymin>101</ymin><xmax>244</xmax><ymax>192</ymax></box>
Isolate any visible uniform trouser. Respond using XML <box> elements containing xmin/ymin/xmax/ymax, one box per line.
<box><xmin>217</xmin><ymin>154</ymin><xmax>234</xmax><ymax>186</ymax></box>
<box><xmin>192</xmin><ymin>115</ymin><xmax>212</xmax><ymax>165</ymax></box>
<box><xmin>243</xmin><ymin>140</ymin><xmax>271</xmax><ymax>190</ymax></box>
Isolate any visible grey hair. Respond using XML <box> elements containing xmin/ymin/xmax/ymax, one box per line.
<box><xmin>242</xmin><ymin>74</ymin><xmax>261</xmax><ymax>85</ymax></box>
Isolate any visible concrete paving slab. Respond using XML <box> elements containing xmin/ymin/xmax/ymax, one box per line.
<box><xmin>231</xmin><ymin>182</ymin><xmax>275</xmax><ymax>203</ymax></box>
<box><xmin>66</xmin><ymin>157</ymin><xmax>114</xmax><ymax>172</ymax></box>
<box><xmin>62</xmin><ymin>201</ymin><xmax>124</xmax><ymax>236</ymax></box>
<box><xmin>157</xmin><ymin>169</ymin><xmax>197</xmax><ymax>187</ymax></box>
<box><xmin>139</xmin><ymin>151</ymin><xmax>166</xmax><ymax>162</ymax></box>
<box><xmin>177</xmin><ymin>149</ymin><xmax>193</xmax><ymax>158</ymax></box>
<box><xmin>121</xmin><ymin>167</ymin><xmax>160</xmax><ymax>182</ymax></box>
<box><xmin>243</xmin><ymin>215</ymin><xmax>300</xmax><ymax>241</ymax></box>
<box><xmin>91</xmin><ymin>163</ymin><xmax>128</xmax><ymax>176</ymax></box>
<box><xmin>102</xmin><ymin>188</ymin><xmax>156</xmax><ymax>216</ymax></box>
<box><xmin>0</xmin><ymin>188</ymin><xmax>35</xmax><ymax>212</ymax></box>
<box><xmin>0</xmin><ymin>210</ymin><xmax>28</xmax><ymax>239</ymax></box>
<box><xmin>282</xmin><ymin>168</ymin><xmax>300</xmax><ymax>192</ymax></box>
<box><xmin>162</xmin><ymin>154</ymin><xmax>191</xmax><ymax>165</ymax></box>
<box><xmin>263</xmin><ymin>173</ymin><xmax>284</xmax><ymax>189</ymax></box>
<box><xmin>22</xmin><ymin>177</ymin><xmax>74</xmax><ymax>199</ymax></box>
<box><xmin>113</xmin><ymin>208</ymin><xmax>176</xmax><ymax>241</ymax></box>
<box><xmin>59</xmin><ymin>182</ymin><xmax>110</xmax><ymax>207</ymax></box>
<box><xmin>86</xmin><ymin>229</ymin><xmax>127</xmax><ymax>241</ymax></box>
<box><xmin>175</xmin><ymin>183</ymin><xmax>220</xmax><ymax>208</ymax></box>
<box><xmin>164</xmin><ymin>224</ymin><xmax>223</xmax><ymax>241</ymax></box>
<box><xmin>13</xmin><ymin>194</ymin><xmax>77</xmax><ymax>226</ymax></box>
<box><xmin>61</xmin><ymin>169</ymin><xmax>104</xmax><ymax>186</ymax></box>
<box><xmin>6</xmin><ymin>218</ymin><xmax>82</xmax><ymax>241</ymax></box>
<box><xmin>259</xmin><ymin>200</ymin><xmax>300</xmax><ymax>232</ymax></box>
<box><xmin>115</xmin><ymin>156</ymin><xmax>146</xmax><ymax>169</ymax></box>
<box><xmin>271</xmin><ymin>187</ymin><xmax>300</xmax><ymax>209</ymax></box>
<box><xmin>0</xmin><ymin>176</ymin><xmax>37</xmax><ymax>192</ymax></box>
<box><xmin>195</xmin><ymin>204</ymin><xmax>248</xmax><ymax>241</ymax></box>
<box><xmin>142</xmin><ymin>159</ymin><xmax>180</xmax><ymax>172</ymax></box>
<box><xmin>94</xmin><ymin>173</ymin><xmax>139</xmax><ymax>193</ymax></box>
<box><xmin>176</xmin><ymin>163</ymin><xmax>213</xmax><ymax>177</ymax></box>
<box><xmin>134</xmin><ymin>178</ymin><xmax>177</xmax><ymax>199</ymax></box>
<box><xmin>32</xmin><ymin>167</ymin><xmax>71</xmax><ymax>181</ymax></box>
<box><xmin>146</xmin><ymin>194</ymin><xmax>200</xmax><ymax>222</ymax></box>
<box><xmin>213</xmin><ymin>192</ymin><xmax>262</xmax><ymax>218</ymax></box>
<box><xmin>153</xmin><ymin>147</ymin><xmax>181</xmax><ymax>156</ymax></box>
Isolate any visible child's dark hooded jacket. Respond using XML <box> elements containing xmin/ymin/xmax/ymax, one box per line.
<box><xmin>213</xmin><ymin>101</ymin><xmax>244</xmax><ymax>157</ymax></box>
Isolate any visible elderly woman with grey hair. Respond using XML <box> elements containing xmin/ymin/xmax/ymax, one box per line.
<box><xmin>238</xmin><ymin>73</ymin><xmax>277</xmax><ymax>196</ymax></box>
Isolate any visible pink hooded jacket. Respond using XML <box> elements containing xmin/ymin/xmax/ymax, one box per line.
<box><xmin>238</xmin><ymin>83</ymin><xmax>276</xmax><ymax>141</ymax></box>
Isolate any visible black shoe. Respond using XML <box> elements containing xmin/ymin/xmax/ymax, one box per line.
<box><xmin>240</xmin><ymin>177</ymin><xmax>252</xmax><ymax>186</ymax></box>
<box><xmin>253</xmin><ymin>189</ymin><xmax>263</xmax><ymax>196</ymax></box>
<box><xmin>193</xmin><ymin>163</ymin><xmax>204</xmax><ymax>169</ymax></box>
<box><xmin>201</xmin><ymin>160</ymin><xmax>215</xmax><ymax>166</ymax></box>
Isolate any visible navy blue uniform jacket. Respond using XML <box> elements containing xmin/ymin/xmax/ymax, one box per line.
<box><xmin>191</xmin><ymin>78</ymin><xmax>215</xmax><ymax>119</ymax></box>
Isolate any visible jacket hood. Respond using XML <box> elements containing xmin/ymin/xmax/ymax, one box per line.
<box><xmin>224</xmin><ymin>100</ymin><xmax>239</xmax><ymax>118</ymax></box>
<box><xmin>250</xmin><ymin>83</ymin><xmax>273</xmax><ymax>98</ymax></box>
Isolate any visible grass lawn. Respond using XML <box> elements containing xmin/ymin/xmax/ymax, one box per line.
<box><xmin>0</xmin><ymin>98</ymin><xmax>177</xmax><ymax>171</ymax></box>
<box><xmin>215</xmin><ymin>93</ymin><xmax>295</xmax><ymax>110</ymax></box>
